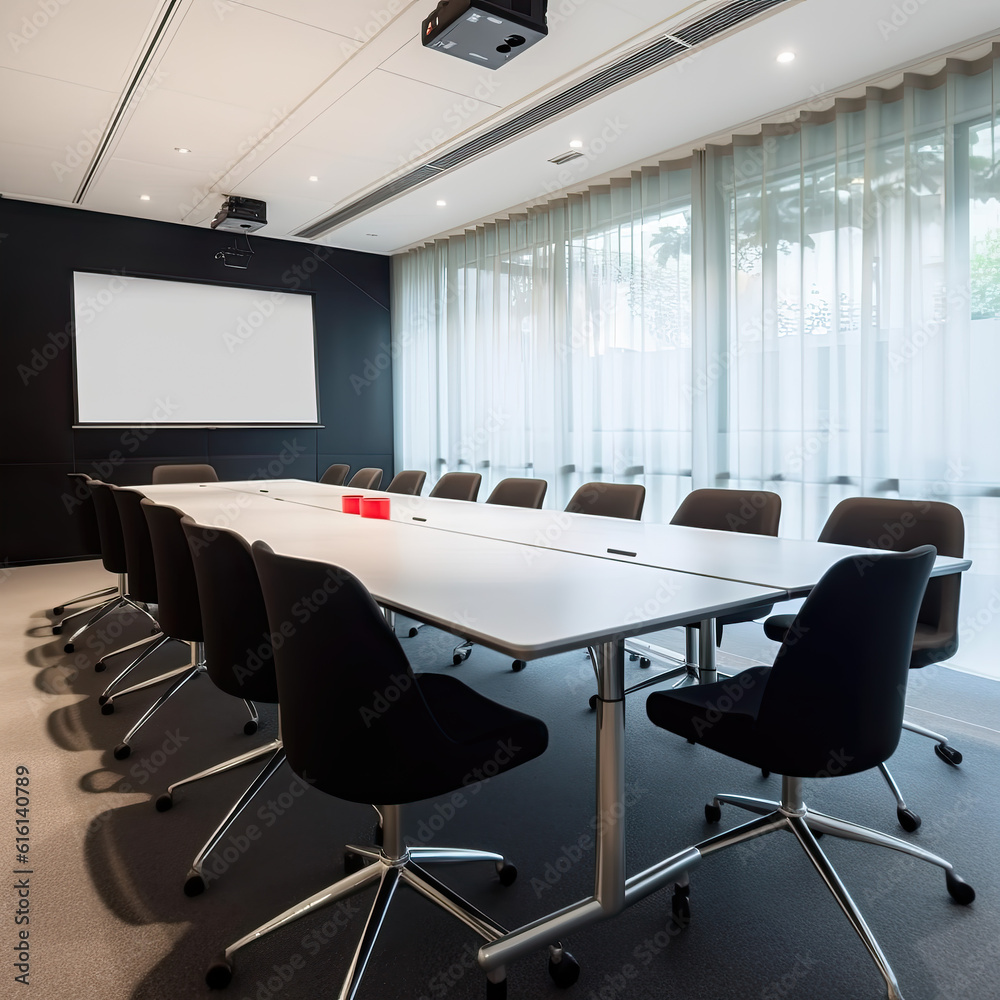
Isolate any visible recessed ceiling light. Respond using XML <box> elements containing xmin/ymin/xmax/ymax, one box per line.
<box><xmin>366</xmin><ymin>233</ymin><xmax>379</xmax><ymax>237</ymax></box>
<box><xmin>139</xmin><ymin>194</ymin><xmax>151</xmax><ymax>201</ymax></box>
<box><xmin>569</xmin><ymin>139</ymin><xmax>583</xmax><ymax>149</ymax></box>
<box><xmin>776</xmin><ymin>51</ymin><xmax>796</xmax><ymax>64</ymax></box>
<box><xmin>174</xmin><ymin>146</ymin><xmax>191</xmax><ymax>154</ymax></box>
<box><xmin>309</xmin><ymin>175</ymin><xmax>319</xmax><ymax>182</ymax></box>
<box><xmin>436</xmin><ymin>199</ymin><xmax>447</xmax><ymax>207</ymax></box>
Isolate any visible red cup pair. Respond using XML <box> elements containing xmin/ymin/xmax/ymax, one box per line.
<box><xmin>342</xmin><ymin>495</ymin><xmax>390</xmax><ymax>520</ymax></box>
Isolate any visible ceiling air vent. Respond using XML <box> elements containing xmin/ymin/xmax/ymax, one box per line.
<box><xmin>548</xmin><ymin>150</ymin><xmax>585</xmax><ymax>165</ymax></box>
<box><xmin>295</xmin><ymin>0</ymin><xmax>798</xmax><ymax>239</ymax></box>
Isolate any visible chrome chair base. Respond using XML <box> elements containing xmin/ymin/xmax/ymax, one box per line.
<box><xmin>696</xmin><ymin>775</ymin><xmax>974</xmax><ymax>1000</ymax></box>
<box><xmin>180</xmin><ymin>741</ymin><xmax>287</xmax><ymax>897</ymax></box>
<box><xmin>111</xmin><ymin>642</ymin><xmax>207</xmax><ymax>760</ymax></box>
<box><xmin>206</xmin><ymin>804</ymin><xmax>521</xmax><ymax>999</ymax></box>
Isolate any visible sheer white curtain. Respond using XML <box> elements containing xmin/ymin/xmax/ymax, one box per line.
<box><xmin>392</xmin><ymin>45</ymin><xmax>1000</xmax><ymax>556</ymax></box>
<box><xmin>392</xmin><ymin>167</ymin><xmax>695</xmax><ymax>517</ymax></box>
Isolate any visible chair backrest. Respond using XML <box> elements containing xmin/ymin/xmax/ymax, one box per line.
<box><xmin>251</xmin><ymin>543</ymin><xmax>466</xmax><ymax>803</ymax></box>
<box><xmin>670</xmin><ymin>488</ymin><xmax>781</xmax><ymax>536</ymax></box>
<box><xmin>486</xmin><ymin>478</ymin><xmax>547</xmax><ymax>509</ymax></box>
<box><xmin>429</xmin><ymin>472</ymin><xmax>482</xmax><ymax>502</ymax></box>
<box><xmin>385</xmin><ymin>470</ymin><xmax>427</xmax><ymax>496</ymax></box>
<box><xmin>347</xmin><ymin>468</ymin><xmax>383</xmax><ymax>490</ymax></box>
<box><xmin>758</xmin><ymin>545</ymin><xmax>937</xmax><ymax>776</ymax></box>
<box><xmin>565</xmin><ymin>482</ymin><xmax>645</xmax><ymax>520</ymax></box>
<box><xmin>818</xmin><ymin>497</ymin><xmax>963</xmax><ymax>664</ymax></box>
<box><xmin>111</xmin><ymin>487</ymin><xmax>158</xmax><ymax>603</ymax></box>
<box><xmin>141</xmin><ymin>501</ymin><xmax>203</xmax><ymax>642</ymax></box>
<box><xmin>151</xmin><ymin>463</ymin><xmax>219</xmax><ymax>484</ymax></box>
<box><xmin>319</xmin><ymin>464</ymin><xmax>350</xmax><ymax>486</ymax></box>
<box><xmin>181</xmin><ymin>520</ymin><xmax>279</xmax><ymax>703</ymax></box>
<box><xmin>67</xmin><ymin>472</ymin><xmax>101</xmax><ymax>553</ymax></box>
<box><xmin>88</xmin><ymin>482</ymin><xmax>128</xmax><ymax>575</ymax></box>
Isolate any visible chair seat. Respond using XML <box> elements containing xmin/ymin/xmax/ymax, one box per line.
<box><xmin>387</xmin><ymin>672</ymin><xmax>548</xmax><ymax>803</ymax></box>
<box><xmin>765</xmin><ymin>615</ymin><xmax>957</xmax><ymax>668</ymax></box>
<box><xmin>646</xmin><ymin>666</ymin><xmax>770</xmax><ymax>764</ymax></box>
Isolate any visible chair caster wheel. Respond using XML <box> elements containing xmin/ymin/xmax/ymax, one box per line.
<box><xmin>184</xmin><ymin>871</ymin><xmax>206</xmax><ymax>897</ymax></box>
<box><xmin>243</xmin><ymin>720</ymin><xmax>258</xmax><ymax>736</ymax></box>
<box><xmin>113</xmin><ymin>742</ymin><xmax>130</xmax><ymax>759</ymax></box>
<box><xmin>98</xmin><ymin>693</ymin><xmax>109</xmax><ymax>705</ymax></box>
<box><xmin>64</xmin><ymin>642</ymin><xmax>75</xmax><ymax>653</ymax></box>
<box><xmin>897</xmin><ymin>807</ymin><xmax>921</xmax><ymax>833</ymax></box>
<box><xmin>629</xmin><ymin>652</ymin><xmax>638</xmax><ymax>661</ymax></box>
<box><xmin>588</xmin><ymin>695</ymin><xmax>598</xmax><ymax>711</ymax></box>
<box><xmin>496</xmin><ymin>860</ymin><xmax>517</xmax><ymax>886</ymax></box>
<box><xmin>705</xmin><ymin>802</ymin><xmax>721</xmax><ymax>823</ymax></box>
<box><xmin>344</xmin><ymin>851</ymin><xmax>369</xmax><ymax>875</ymax></box>
<box><xmin>52</xmin><ymin>624</ymin><xmax>63</xmax><ymax>635</ymax></box>
<box><xmin>95</xmin><ymin>660</ymin><xmax>107</xmax><ymax>672</ymax></box>
<box><xmin>407</xmin><ymin>627</ymin><xmax>420</xmax><ymax>638</ymax></box>
<box><xmin>486</xmin><ymin>976</ymin><xmax>507</xmax><ymax>1000</ymax></box>
<box><xmin>946</xmin><ymin>870</ymin><xmax>975</xmax><ymax>905</ymax></box>
<box><xmin>155</xmin><ymin>793</ymin><xmax>173</xmax><ymax>812</ymax></box>
<box><xmin>547</xmin><ymin>948</ymin><xmax>580</xmax><ymax>988</ymax></box>
<box><xmin>101</xmin><ymin>701</ymin><xmax>115</xmax><ymax>716</ymax></box>
<box><xmin>671</xmin><ymin>884</ymin><xmax>691</xmax><ymax>927</ymax></box>
<box><xmin>206</xmin><ymin>956</ymin><xmax>233</xmax><ymax>989</ymax></box>
<box><xmin>935</xmin><ymin>743</ymin><xmax>962</xmax><ymax>767</ymax></box>
<box><xmin>511</xmin><ymin>660</ymin><xmax>526</xmax><ymax>672</ymax></box>
<box><xmin>761</xmin><ymin>769</ymin><xmax>771</xmax><ymax>778</ymax></box>
<box><xmin>453</xmin><ymin>648</ymin><xmax>471</xmax><ymax>665</ymax></box>
<box><xmin>53</xmin><ymin>605</ymin><xmax>65</xmax><ymax>615</ymax></box>
<box><xmin>640</xmin><ymin>657</ymin><xmax>651</xmax><ymax>668</ymax></box>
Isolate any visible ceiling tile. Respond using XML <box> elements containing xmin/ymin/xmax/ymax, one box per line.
<box><xmin>0</xmin><ymin>0</ymin><xmax>161</xmax><ymax>92</ymax></box>
<box><xmin>0</xmin><ymin>140</ymin><xmax>88</xmax><ymax>200</ymax></box>
<box><xmin>230</xmin><ymin>0</ymin><xmax>418</xmax><ymax>41</ymax></box>
<box><xmin>156</xmin><ymin>0</ymin><xmax>353</xmax><ymax>114</ymax></box>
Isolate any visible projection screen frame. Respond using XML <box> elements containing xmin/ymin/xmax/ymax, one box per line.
<box><xmin>70</xmin><ymin>269</ymin><xmax>324</xmax><ymax>429</ymax></box>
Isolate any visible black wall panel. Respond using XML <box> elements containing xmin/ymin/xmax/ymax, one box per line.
<box><xmin>0</xmin><ymin>198</ymin><xmax>393</xmax><ymax>564</ymax></box>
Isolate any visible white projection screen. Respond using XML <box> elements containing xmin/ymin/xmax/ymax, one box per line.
<box><xmin>72</xmin><ymin>272</ymin><xmax>320</xmax><ymax>426</ymax></box>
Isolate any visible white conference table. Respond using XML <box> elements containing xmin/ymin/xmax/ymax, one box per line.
<box><xmin>207</xmin><ymin>479</ymin><xmax>972</xmax><ymax>682</ymax></box>
<box><xmin>136</xmin><ymin>479</ymin><xmax>970</xmax><ymax>983</ymax></box>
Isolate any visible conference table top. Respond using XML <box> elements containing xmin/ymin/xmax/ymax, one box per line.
<box><xmin>198</xmin><ymin>478</ymin><xmax>972</xmax><ymax>596</ymax></box>
<box><xmin>138</xmin><ymin>483</ymin><xmax>784</xmax><ymax>661</ymax></box>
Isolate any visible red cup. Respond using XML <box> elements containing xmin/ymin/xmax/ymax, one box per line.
<box><xmin>360</xmin><ymin>497</ymin><xmax>390</xmax><ymax>520</ymax></box>
<box><xmin>341</xmin><ymin>494</ymin><xmax>364</xmax><ymax>514</ymax></box>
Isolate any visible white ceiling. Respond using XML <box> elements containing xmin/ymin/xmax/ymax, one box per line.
<box><xmin>1</xmin><ymin>0</ymin><xmax>998</xmax><ymax>255</ymax></box>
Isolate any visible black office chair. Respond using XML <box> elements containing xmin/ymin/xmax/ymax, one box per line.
<box><xmin>645</xmin><ymin>546</ymin><xmax>974</xmax><ymax>1000</ymax></box>
<box><xmin>152</xmin><ymin>463</ymin><xmax>219</xmax><ymax>484</ymax></box>
<box><xmin>565</xmin><ymin>481</ymin><xmax>645</xmax><ymax>519</ymax></box>
<box><xmin>619</xmin><ymin>488</ymin><xmax>783</xmax><ymax>702</ymax></box>
<box><xmin>385</xmin><ymin>469</ymin><xmax>426</xmax><ymax>495</ymax></box>
<box><xmin>429</xmin><ymin>471</ymin><xmax>482</xmax><ymax>501</ymax></box>
<box><xmin>346</xmin><ymin>467</ymin><xmax>383</xmax><ymax>490</ymax></box>
<box><xmin>763</xmin><ymin>497</ymin><xmax>965</xmax><ymax>831</ymax></box>
<box><xmin>51</xmin><ymin>473</ymin><xmax>117</xmax><ymax>629</ymax></box>
<box><xmin>320</xmin><ymin>463</ymin><xmax>350</xmax><ymax>486</ymax></box>
<box><xmin>485</xmin><ymin>477</ymin><xmax>547</xmax><ymax>508</ymax></box>
<box><xmin>452</xmin><ymin>478</ymin><xmax>548</xmax><ymax>667</ymax></box>
<box><xmin>60</xmin><ymin>482</ymin><xmax>160</xmax><ymax>657</ymax></box>
<box><xmin>144</xmin><ymin>514</ymin><xmax>284</xmax><ymax>897</ymax></box>
<box><xmin>206</xmin><ymin>544</ymin><xmax>554</xmax><ymax>999</ymax></box>
<box><xmin>102</xmin><ymin>490</ymin><xmax>211</xmax><ymax>760</ymax></box>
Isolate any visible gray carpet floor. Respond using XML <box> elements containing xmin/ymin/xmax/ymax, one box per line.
<box><xmin>4</xmin><ymin>558</ymin><xmax>999</xmax><ymax>1000</ymax></box>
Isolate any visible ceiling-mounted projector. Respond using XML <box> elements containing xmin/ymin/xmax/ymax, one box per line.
<box><xmin>422</xmin><ymin>0</ymin><xmax>547</xmax><ymax>70</ymax></box>
<box><xmin>211</xmin><ymin>195</ymin><xmax>267</xmax><ymax>233</ymax></box>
